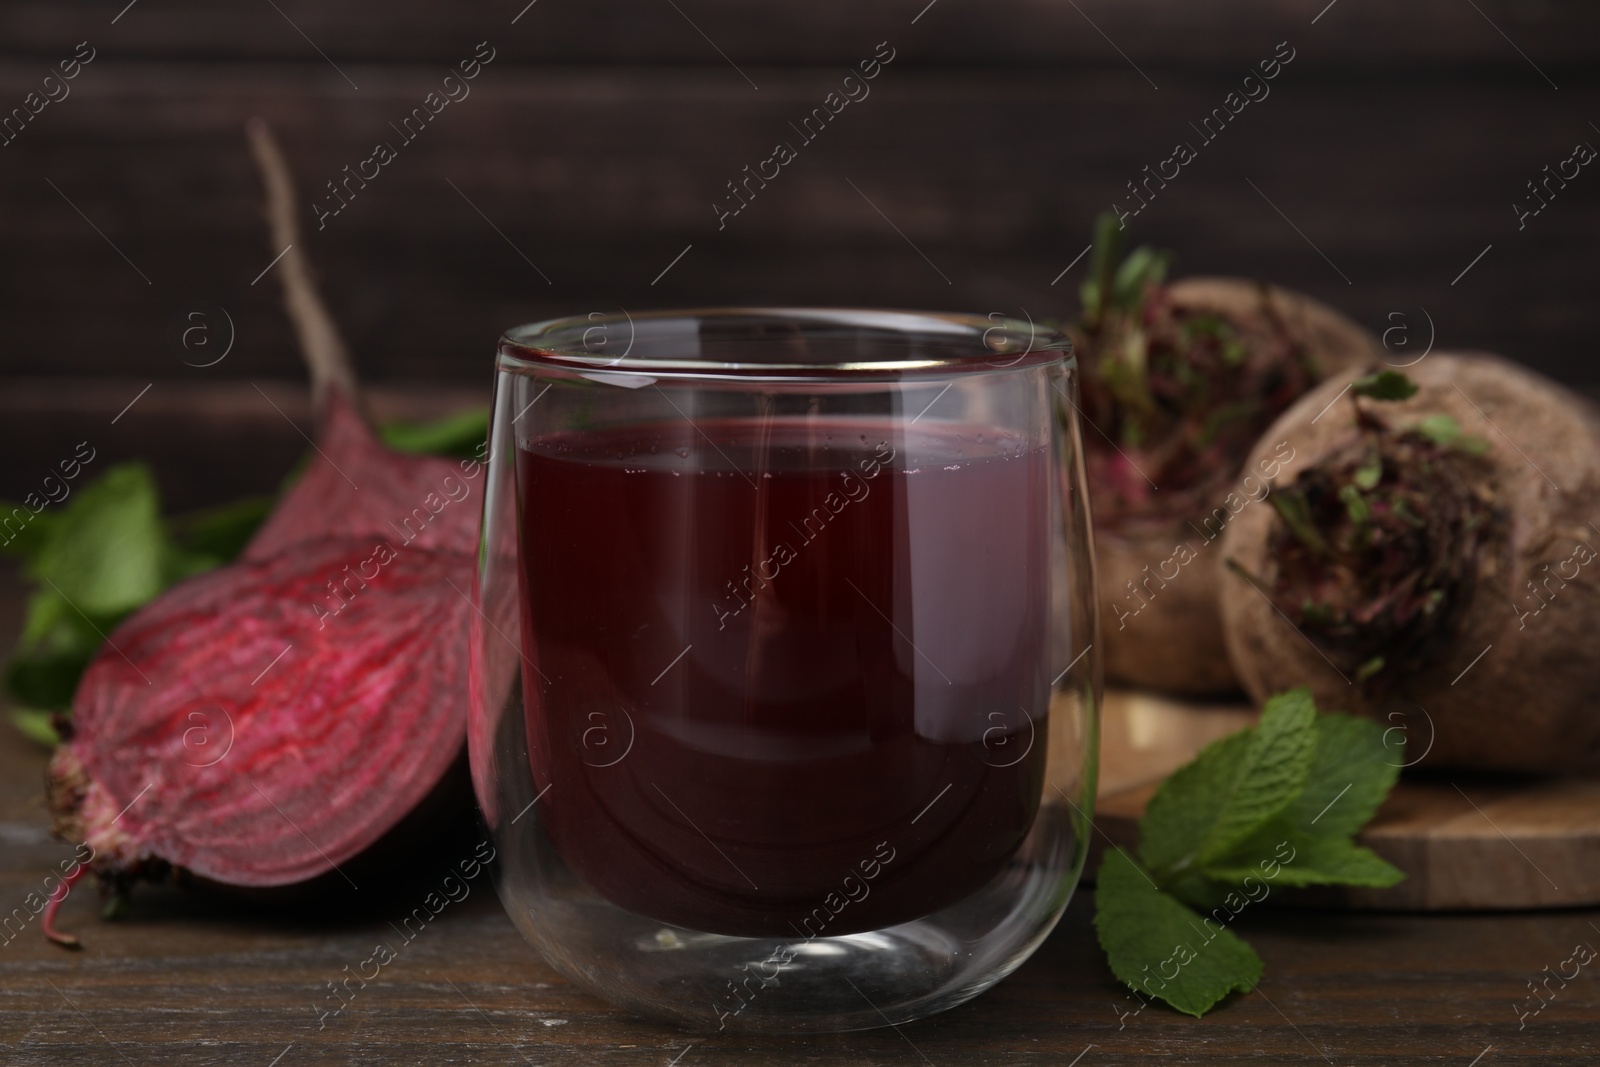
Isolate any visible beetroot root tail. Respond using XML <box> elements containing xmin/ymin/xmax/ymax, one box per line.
<box><xmin>42</xmin><ymin>862</ymin><xmax>88</xmax><ymax>949</ymax></box>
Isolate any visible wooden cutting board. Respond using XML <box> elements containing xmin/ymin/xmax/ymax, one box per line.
<box><xmin>1090</xmin><ymin>689</ymin><xmax>1600</xmax><ymax>910</ymax></box>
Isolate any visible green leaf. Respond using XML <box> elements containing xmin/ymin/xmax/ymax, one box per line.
<box><xmin>1349</xmin><ymin>369</ymin><xmax>1418</xmax><ymax>401</ymax></box>
<box><xmin>1112</xmin><ymin>246</ymin><xmax>1171</xmax><ymax>311</ymax></box>
<box><xmin>3</xmin><ymin>639</ymin><xmax>98</xmax><ymax>709</ymax></box>
<box><xmin>1269</xmin><ymin>489</ymin><xmax>1329</xmax><ymax>555</ymax></box>
<box><xmin>8</xmin><ymin>708</ymin><xmax>60</xmax><ymax>747</ymax></box>
<box><xmin>1190</xmin><ymin>712</ymin><xmax>1407</xmax><ymax>891</ymax></box>
<box><xmin>1204</xmin><ymin>826</ymin><xmax>1403</xmax><ymax>889</ymax></box>
<box><xmin>1415</xmin><ymin>413</ymin><xmax>1489</xmax><ymax>455</ymax></box>
<box><xmin>157</xmin><ymin>495</ymin><xmax>276</xmax><ymax>590</ymax></box>
<box><xmin>1095</xmin><ymin>849</ymin><xmax>1263</xmax><ymax>1018</ymax></box>
<box><xmin>5</xmin><ymin>581</ymin><xmax>118</xmax><ymax>711</ymax></box>
<box><xmin>1283</xmin><ymin>714</ymin><xmax>1400</xmax><ymax>837</ymax></box>
<box><xmin>20</xmin><ymin>589</ymin><xmax>71</xmax><ymax>647</ymax></box>
<box><xmin>1353</xmin><ymin>455</ymin><xmax>1383</xmax><ymax>490</ymax></box>
<box><xmin>1194</xmin><ymin>691</ymin><xmax>1319</xmax><ymax>865</ymax></box>
<box><xmin>1339</xmin><ymin>484</ymin><xmax>1371</xmax><ymax>527</ymax></box>
<box><xmin>380</xmin><ymin>408</ymin><xmax>489</xmax><ymax>459</ymax></box>
<box><xmin>0</xmin><ymin>501</ymin><xmax>57</xmax><ymax>559</ymax></box>
<box><xmin>1079</xmin><ymin>212</ymin><xmax>1125</xmax><ymax>326</ymax></box>
<box><xmin>1097</xmin><ymin>691</ymin><xmax>1408</xmax><ymax>1018</ymax></box>
<box><xmin>167</xmin><ymin>496</ymin><xmax>274</xmax><ymax>563</ymax></box>
<box><xmin>28</xmin><ymin>463</ymin><xmax>167</xmax><ymax>618</ymax></box>
<box><xmin>1279</xmin><ymin>833</ymin><xmax>1404</xmax><ymax>887</ymax></box>
<box><xmin>1139</xmin><ymin>689</ymin><xmax>1318</xmax><ymax>878</ymax></box>
<box><xmin>1137</xmin><ymin>730</ymin><xmax>1252</xmax><ymax>876</ymax></box>
<box><xmin>1416</xmin><ymin>412</ymin><xmax>1462</xmax><ymax>446</ymax></box>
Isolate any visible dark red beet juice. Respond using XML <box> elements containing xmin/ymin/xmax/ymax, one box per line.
<box><xmin>518</xmin><ymin>417</ymin><xmax>1050</xmax><ymax>937</ymax></box>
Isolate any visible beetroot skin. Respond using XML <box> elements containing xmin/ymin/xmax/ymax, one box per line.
<box><xmin>244</xmin><ymin>394</ymin><xmax>481</xmax><ymax>564</ymax></box>
<box><xmin>44</xmin><ymin>121</ymin><xmax>485</xmax><ymax>928</ymax></box>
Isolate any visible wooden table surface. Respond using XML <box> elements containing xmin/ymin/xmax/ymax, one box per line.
<box><xmin>1</xmin><ymin>566</ymin><xmax>1597</xmax><ymax>1065</ymax></box>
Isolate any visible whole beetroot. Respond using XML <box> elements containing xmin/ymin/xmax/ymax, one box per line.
<box><xmin>44</xmin><ymin>121</ymin><xmax>484</xmax><ymax>940</ymax></box>
<box><xmin>1220</xmin><ymin>353</ymin><xmax>1600</xmax><ymax>771</ymax></box>
<box><xmin>1074</xmin><ymin>221</ymin><xmax>1380</xmax><ymax>694</ymax></box>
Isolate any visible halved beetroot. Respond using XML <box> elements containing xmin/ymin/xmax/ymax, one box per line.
<box><xmin>43</xmin><ymin>120</ymin><xmax>484</xmax><ymax>941</ymax></box>
<box><xmin>52</xmin><ymin>537</ymin><xmax>474</xmax><ymax>886</ymax></box>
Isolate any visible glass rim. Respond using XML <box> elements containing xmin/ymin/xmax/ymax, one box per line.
<box><xmin>498</xmin><ymin>307</ymin><xmax>1072</xmax><ymax>381</ymax></box>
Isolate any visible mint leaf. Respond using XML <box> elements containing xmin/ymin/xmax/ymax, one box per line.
<box><xmin>1193</xmin><ymin>712</ymin><xmax>1403</xmax><ymax>889</ymax></box>
<box><xmin>1193</xmin><ymin>690</ymin><xmax>1317</xmax><ymax>866</ymax></box>
<box><xmin>1139</xmin><ymin>689</ymin><xmax>1317</xmax><ymax>878</ymax></box>
<box><xmin>1137</xmin><ymin>730</ymin><xmax>1250</xmax><ymax>875</ymax></box>
<box><xmin>29</xmin><ymin>463</ymin><xmax>167</xmax><ymax>618</ymax></box>
<box><xmin>1205</xmin><ymin>827</ymin><xmax>1402</xmax><ymax>889</ymax></box>
<box><xmin>1096</xmin><ymin>690</ymin><xmax>1407</xmax><ymax>1018</ymax></box>
<box><xmin>0</xmin><ymin>504</ymin><xmax>58</xmax><ymax>559</ymax></box>
<box><xmin>8</xmin><ymin>708</ymin><xmax>60</xmax><ymax>747</ymax></box>
<box><xmin>1095</xmin><ymin>849</ymin><xmax>1263</xmax><ymax>1018</ymax></box>
<box><xmin>1284</xmin><ymin>713</ymin><xmax>1400</xmax><ymax>837</ymax></box>
<box><xmin>3</xmin><ymin>637</ymin><xmax>97</xmax><ymax>710</ymax></box>
<box><xmin>2</xmin><ymin>464</ymin><xmax>173</xmax><ymax>719</ymax></box>
<box><xmin>1350</xmin><ymin>369</ymin><xmax>1418</xmax><ymax>401</ymax></box>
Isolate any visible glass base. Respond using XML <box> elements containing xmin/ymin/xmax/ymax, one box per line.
<box><xmin>493</xmin><ymin>807</ymin><xmax>1079</xmax><ymax>1034</ymax></box>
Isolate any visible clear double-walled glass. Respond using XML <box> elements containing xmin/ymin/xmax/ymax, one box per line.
<box><xmin>469</xmin><ymin>309</ymin><xmax>1100</xmax><ymax>1033</ymax></box>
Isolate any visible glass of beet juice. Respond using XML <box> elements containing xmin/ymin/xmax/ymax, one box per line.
<box><xmin>469</xmin><ymin>309</ymin><xmax>1099</xmax><ymax>1033</ymax></box>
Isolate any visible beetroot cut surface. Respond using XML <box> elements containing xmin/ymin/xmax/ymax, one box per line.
<box><xmin>55</xmin><ymin>536</ymin><xmax>474</xmax><ymax>886</ymax></box>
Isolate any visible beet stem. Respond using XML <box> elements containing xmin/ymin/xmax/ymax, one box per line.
<box><xmin>245</xmin><ymin>117</ymin><xmax>362</xmax><ymax>419</ymax></box>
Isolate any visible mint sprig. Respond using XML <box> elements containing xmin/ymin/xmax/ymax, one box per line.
<box><xmin>1094</xmin><ymin>689</ymin><xmax>1404</xmax><ymax>1017</ymax></box>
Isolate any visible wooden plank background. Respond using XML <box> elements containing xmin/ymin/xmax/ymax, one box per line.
<box><xmin>0</xmin><ymin>1</ymin><xmax>1596</xmax><ymax>462</ymax></box>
